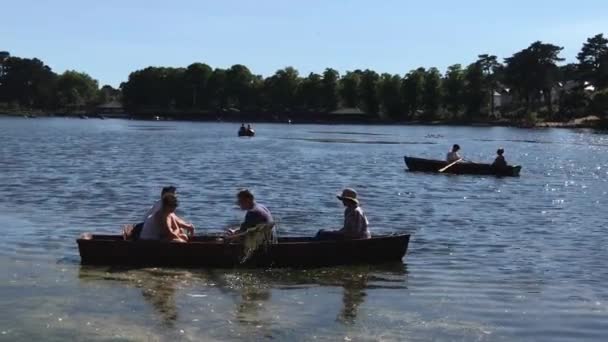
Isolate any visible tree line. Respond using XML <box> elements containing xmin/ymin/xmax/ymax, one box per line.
<box><xmin>1</xmin><ymin>33</ymin><xmax>607</xmax><ymax>122</ymax></box>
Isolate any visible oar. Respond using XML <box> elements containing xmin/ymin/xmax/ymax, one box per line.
<box><xmin>439</xmin><ymin>158</ymin><xmax>462</xmax><ymax>173</ymax></box>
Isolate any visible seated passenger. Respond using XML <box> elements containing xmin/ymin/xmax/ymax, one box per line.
<box><xmin>446</xmin><ymin>144</ymin><xmax>462</xmax><ymax>162</ymax></box>
<box><xmin>128</xmin><ymin>186</ymin><xmax>194</xmax><ymax>240</ymax></box>
<box><xmin>228</xmin><ymin>189</ymin><xmax>274</xmax><ymax>235</ymax></box>
<box><xmin>492</xmin><ymin>148</ymin><xmax>508</xmax><ymax>168</ymax></box>
<box><xmin>315</xmin><ymin>188</ymin><xmax>371</xmax><ymax>240</ymax></box>
<box><xmin>140</xmin><ymin>194</ymin><xmax>192</xmax><ymax>242</ymax></box>
<box><xmin>144</xmin><ymin>186</ymin><xmax>176</xmax><ymax>221</ymax></box>
<box><xmin>238</xmin><ymin>123</ymin><xmax>247</xmax><ymax>135</ymax></box>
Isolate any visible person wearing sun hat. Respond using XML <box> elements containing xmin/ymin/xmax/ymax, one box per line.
<box><xmin>315</xmin><ymin>188</ymin><xmax>370</xmax><ymax>240</ymax></box>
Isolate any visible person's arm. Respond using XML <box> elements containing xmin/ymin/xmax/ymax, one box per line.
<box><xmin>174</xmin><ymin>215</ymin><xmax>194</xmax><ymax>234</ymax></box>
<box><xmin>164</xmin><ymin>214</ymin><xmax>184</xmax><ymax>241</ymax></box>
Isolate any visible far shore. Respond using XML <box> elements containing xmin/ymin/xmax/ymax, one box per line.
<box><xmin>0</xmin><ymin>111</ymin><xmax>605</xmax><ymax>130</ymax></box>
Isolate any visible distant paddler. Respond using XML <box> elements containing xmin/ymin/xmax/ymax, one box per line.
<box><xmin>491</xmin><ymin>148</ymin><xmax>508</xmax><ymax>168</ymax></box>
<box><xmin>446</xmin><ymin>144</ymin><xmax>462</xmax><ymax>163</ymax></box>
<box><xmin>238</xmin><ymin>123</ymin><xmax>247</xmax><ymax>136</ymax></box>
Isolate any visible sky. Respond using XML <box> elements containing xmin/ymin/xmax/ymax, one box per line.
<box><xmin>2</xmin><ymin>0</ymin><xmax>608</xmax><ymax>87</ymax></box>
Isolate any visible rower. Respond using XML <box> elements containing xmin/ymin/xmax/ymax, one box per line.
<box><xmin>492</xmin><ymin>148</ymin><xmax>508</xmax><ymax>168</ymax></box>
<box><xmin>246</xmin><ymin>124</ymin><xmax>255</xmax><ymax>135</ymax></box>
<box><xmin>446</xmin><ymin>144</ymin><xmax>462</xmax><ymax>162</ymax></box>
<box><xmin>315</xmin><ymin>188</ymin><xmax>370</xmax><ymax>240</ymax></box>
<box><xmin>229</xmin><ymin>189</ymin><xmax>274</xmax><ymax>234</ymax></box>
<box><xmin>238</xmin><ymin>123</ymin><xmax>247</xmax><ymax>135</ymax></box>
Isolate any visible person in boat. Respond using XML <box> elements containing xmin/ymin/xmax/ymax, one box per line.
<box><xmin>144</xmin><ymin>186</ymin><xmax>176</xmax><ymax>220</ymax></box>
<box><xmin>127</xmin><ymin>187</ymin><xmax>194</xmax><ymax>240</ymax></box>
<box><xmin>492</xmin><ymin>148</ymin><xmax>508</xmax><ymax>168</ymax></box>
<box><xmin>228</xmin><ymin>189</ymin><xmax>274</xmax><ymax>235</ymax></box>
<box><xmin>315</xmin><ymin>188</ymin><xmax>370</xmax><ymax>240</ymax></box>
<box><xmin>238</xmin><ymin>123</ymin><xmax>247</xmax><ymax>135</ymax></box>
<box><xmin>140</xmin><ymin>193</ymin><xmax>191</xmax><ymax>242</ymax></box>
<box><xmin>246</xmin><ymin>124</ymin><xmax>255</xmax><ymax>135</ymax></box>
<box><xmin>446</xmin><ymin>144</ymin><xmax>462</xmax><ymax>163</ymax></box>
<box><xmin>145</xmin><ymin>186</ymin><xmax>194</xmax><ymax>232</ymax></box>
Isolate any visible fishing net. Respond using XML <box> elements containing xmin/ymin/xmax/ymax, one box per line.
<box><xmin>241</xmin><ymin>223</ymin><xmax>277</xmax><ymax>263</ymax></box>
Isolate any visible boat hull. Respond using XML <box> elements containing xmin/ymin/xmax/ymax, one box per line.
<box><xmin>404</xmin><ymin>156</ymin><xmax>521</xmax><ymax>177</ymax></box>
<box><xmin>238</xmin><ymin>130</ymin><xmax>255</xmax><ymax>137</ymax></box>
<box><xmin>77</xmin><ymin>234</ymin><xmax>410</xmax><ymax>268</ymax></box>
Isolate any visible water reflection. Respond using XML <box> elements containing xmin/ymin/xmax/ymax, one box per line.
<box><xmin>77</xmin><ymin>263</ymin><xmax>407</xmax><ymax>330</ymax></box>
<box><xmin>139</xmin><ymin>270</ymin><xmax>180</xmax><ymax>327</ymax></box>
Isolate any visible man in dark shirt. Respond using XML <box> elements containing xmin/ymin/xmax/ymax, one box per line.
<box><xmin>228</xmin><ymin>189</ymin><xmax>274</xmax><ymax>234</ymax></box>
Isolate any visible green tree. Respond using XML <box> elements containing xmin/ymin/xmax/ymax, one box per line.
<box><xmin>577</xmin><ymin>33</ymin><xmax>608</xmax><ymax>89</ymax></box>
<box><xmin>0</xmin><ymin>51</ymin><xmax>9</xmax><ymax>79</ymax></box>
<box><xmin>226</xmin><ymin>64</ymin><xmax>254</xmax><ymax>109</ymax></box>
<box><xmin>504</xmin><ymin>41</ymin><xmax>564</xmax><ymax>113</ymax></box>
<box><xmin>401</xmin><ymin>68</ymin><xmax>425</xmax><ymax>119</ymax></box>
<box><xmin>358</xmin><ymin>69</ymin><xmax>380</xmax><ymax>115</ymax></box>
<box><xmin>121</xmin><ymin>67</ymin><xmax>186</xmax><ymax>111</ymax></box>
<box><xmin>184</xmin><ymin>63</ymin><xmax>212</xmax><ymax>109</ymax></box>
<box><xmin>339</xmin><ymin>71</ymin><xmax>361</xmax><ymax>108</ymax></box>
<box><xmin>463</xmin><ymin>62</ymin><xmax>486</xmax><ymax>119</ymax></box>
<box><xmin>321</xmin><ymin>68</ymin><xmax>339</xmax><ymax>111</ymax></box>
<box><xmin>98</xmin><ymin>85</ymin><xmax>120</xmax><ymax>104</ymax></box>
<box><xmin>477</xmin><ymin>54</ymin><xmax>501</xmax><ymax>116</ymax></box>
<box><xmin>55</xmin><ymin>71</ymin><xmax>100</xmax><ymax>108</ymax></box>
<box><xmin>422</xmin><ymin>67</ymin><xmax>442</xmax><ymax>119</ymax></box>
<box><xmin>0</xmin><ymin>56</ymin><xmax>57</xmax><ymax>108</ymax></box>
<box><xmin>378</xmin><ymin>73</ymin><xmax>402</xmax><ymax>119</ymax></box>
<box><xmin>264</xmin><ymin>67</ymin><xmax>300</xmax><ymax>111</ymax></box>
<box><xmin>297</xmin><ymin>72</ymin><xmax>323</xmax><ymax>110</ymax></box>
<box><xmin>208</xmin><ymin>68</ymin><xmax>227</xmax><ymax>110</ymax></box>
<box><xmin>442</xmin><ymin>64</ymin><xmax>465</xmax><ymax>118</ymax></box>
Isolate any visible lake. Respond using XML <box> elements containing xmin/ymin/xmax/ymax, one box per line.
<box><xmin>1</xmin><ymin>117</ymin><xmax>607</xmax><ymax>341</ymax></box>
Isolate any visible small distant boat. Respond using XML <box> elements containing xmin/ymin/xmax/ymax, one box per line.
<box><xmin>154</xmin><ymin>116</ymin><xmax>161</xmax><ymax>121</ymax></box>
<box><xmin>79</xmin><ymin>115</ymin><xmax>88</xmax><ymax>119</ymax></box>
<box><xmin>404</xmin><ymin>156</ymin><xmax>522</xmax><ymax>177</ymax></box>
<box><xmin>238</xmin><ymin>129</ymin><xmax>255</xmax><ymax>137</ymax></box>
<box><xmin>76</xmin><ymin>233</ymin><xmax>410</xmax><ymax>268</ymax></box>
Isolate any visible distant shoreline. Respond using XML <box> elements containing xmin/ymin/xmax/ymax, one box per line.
<box><xmin>0</xmin><ymin>112</ymin><xmax>605</xmax><ymax>130</ymax></box>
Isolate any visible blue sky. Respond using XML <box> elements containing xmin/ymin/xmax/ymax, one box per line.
<box><xmin>2</xmin><ymin>0</ymin><xmax>607</xmax><ymax>87</ymax></box>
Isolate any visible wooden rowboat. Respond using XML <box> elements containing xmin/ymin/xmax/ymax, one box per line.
<box><xmin>77</xmin><ymin>233</ymin><xmax>410</xmax><ymax>268</ymax></box>
<box><xmin>404</xmin><ymin>156</ymin><xmax>522</xmax><ymax>177</ymax></box>
<box><xmin>238</xmin><ymin>129</ymin><xmax>255</xmax><ymax>137</ymax></box>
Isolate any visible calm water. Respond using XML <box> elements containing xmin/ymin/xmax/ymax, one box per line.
<box><xmin>1</xmin><ymin>117</ymin><xmax>608</xmax><ymax>341</ymax></box>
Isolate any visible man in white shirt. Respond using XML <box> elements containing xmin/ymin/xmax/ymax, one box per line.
<box><xmin>446</xmin><ymin>144</ymin><xmax>462</xmax><ymax>162</ymax></box>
